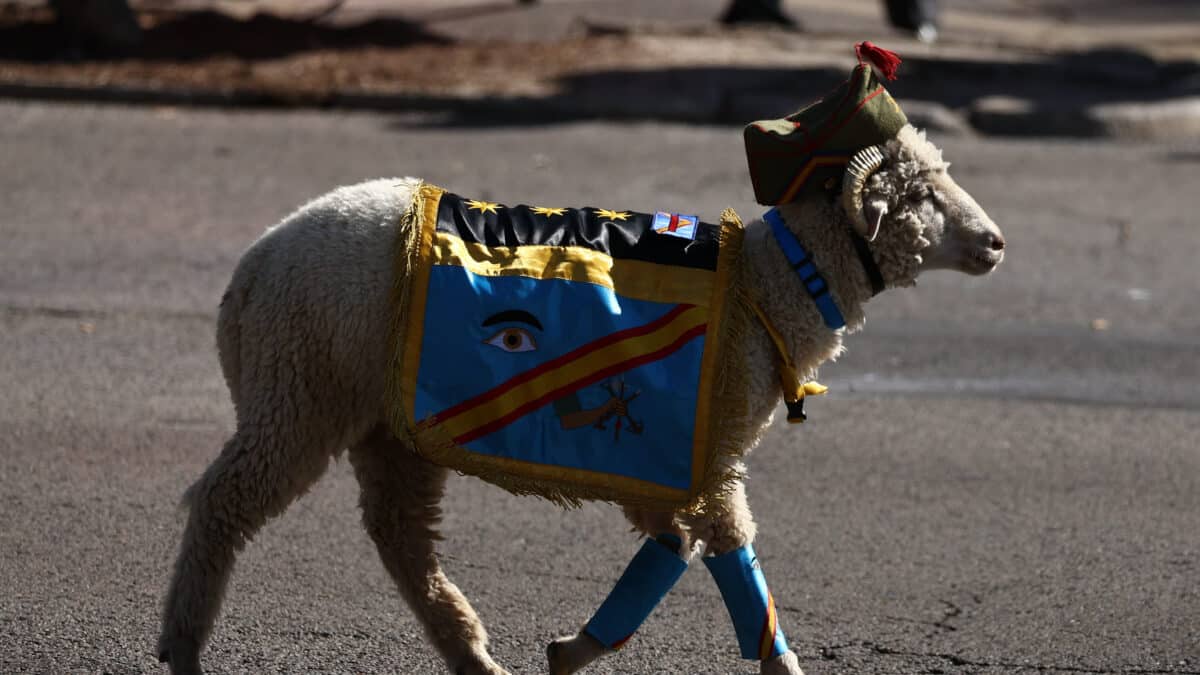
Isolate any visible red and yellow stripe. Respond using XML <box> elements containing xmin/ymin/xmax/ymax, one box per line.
<box><xmin>423</xmin><ymin>304</ymin><xmax>707</xmax><ymax>444</ymax></box>
<box><xmin>758</xmin><ymin>592</ymin><xmax>779</xmax><ymax>660</ymax></box>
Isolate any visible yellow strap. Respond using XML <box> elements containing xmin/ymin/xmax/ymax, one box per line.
<box><xmin>748</xmin><ymin>301</ymin><xmax>827</xmax><ymax>404</ymax></box>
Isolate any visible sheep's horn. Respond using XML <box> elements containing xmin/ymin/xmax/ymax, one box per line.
<box><xmin>842</xmin><ymin>145</ymin><xmax>886</xmax><ymax>240</ymax></box>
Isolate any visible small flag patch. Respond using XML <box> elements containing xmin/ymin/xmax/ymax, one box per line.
<box><xmin>653</xmin><ymin>212</ymin><xmax>699</xmax><ymax>241</ymax></box>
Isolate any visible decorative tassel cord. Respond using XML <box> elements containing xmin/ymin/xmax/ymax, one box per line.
<box><xmin>855</xmin><ymin>40</ymin><xmax>902</xmax><ymax>80</ymax></box>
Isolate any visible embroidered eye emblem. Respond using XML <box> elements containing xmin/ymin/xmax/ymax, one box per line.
<box><xmin>484</xmin><ymin>327</ymin><xmax>538</xmax><ymax>353</ymax></box>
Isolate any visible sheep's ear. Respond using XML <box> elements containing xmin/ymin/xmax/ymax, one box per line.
<box><xmin>859</xmin><ymin>198</ymin><xmax>887</xmax><ymax>241</ymax></box>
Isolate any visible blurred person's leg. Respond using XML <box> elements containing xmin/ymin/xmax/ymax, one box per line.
<box><xmin>719</xmin><ymin>0</ymin><xmax>938</xmax><ymax>42</ymax></box>
<box><xmin>50</xmin><ymin>0</ymin><xmax>141</xmax><ymax>51</ymax></box>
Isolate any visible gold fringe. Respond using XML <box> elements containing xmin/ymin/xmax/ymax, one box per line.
<box><xmin>677</xmin><ymin>207</ymin><xmax>758</xmax><ymax>516</ymax></box>
<box><xmin>411</xmin><ymin>422</ymin><xmax>641</xmax><ymax>510</ymax></box>
<box><xmin>383</xmin><ymin>182</ymin><xmax>434</xmax><ymax>446</ymax></box>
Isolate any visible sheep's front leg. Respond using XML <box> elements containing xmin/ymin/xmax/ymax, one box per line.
<box><xmin>547</xmin><ymin>509</ymin><xmax>692</xmax><ymax>675</ymax></box>
<box><xmin>690</xmin><ymin>480</ymin><xmax>804</xmax><ymax>675</ymax></box>
<box><xmin>350</xmin><ymin>428</ymin><xmax>506</xmax><ymax>675</ymax></box>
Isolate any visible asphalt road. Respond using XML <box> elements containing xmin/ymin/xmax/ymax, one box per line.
<box><xmin>2</xmin><ymin>100</ymin><xmax>1198</xmax><ymax>674</ymax></box>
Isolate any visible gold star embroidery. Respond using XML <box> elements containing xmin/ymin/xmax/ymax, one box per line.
<box><xmin>595</xmin><ymin>209</ymin><xmax>631</xmax><ymax>221</ymax></box>
<box><xmin>531</xmin><ymin>206</ymin><xmax>567</xmax><ymax>217</ymax></box>
<box><xmin>465</xmin><ymin>199</ymin><xmax>501</xmax><ymax>215</ymax></box>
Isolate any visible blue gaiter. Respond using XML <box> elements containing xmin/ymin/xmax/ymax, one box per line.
<box><xmin>702</xmin><ymin>544</ymin><xmax>788</xmax><ymax>660</ymax></box>
<box><xmin>583</xmin><ymin>535</ymin><xmax>688</xmax><ymax>649</ymax></box>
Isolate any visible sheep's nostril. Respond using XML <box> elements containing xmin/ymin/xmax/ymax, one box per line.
<box><xmin>989</xmin><ymin>234</ymin><xmax>1006</xmax><ymax>251</ymax></box>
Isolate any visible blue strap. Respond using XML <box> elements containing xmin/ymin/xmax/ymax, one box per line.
<box><xmin>764</xmin><ymin>208</ymin><xmax>846</xmax><ymax>330</ymax></box>
<box><xmin>584</xmin><ymin>535</ymin><xmax>688</xmax><ymax>649</ymax></box>
<box><xmin>703</xmin><ymin>544</ymin><xmax>789</xmax><ymax>660</ymax></box>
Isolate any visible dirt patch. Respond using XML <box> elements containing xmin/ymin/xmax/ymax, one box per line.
<box><xmin>0</xmin><ymin>5</ymin><xmax>654</xmax><ymax>100</ymax></box>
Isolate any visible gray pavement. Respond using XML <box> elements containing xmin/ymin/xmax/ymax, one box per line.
<box><xmin>2</xmin><ymin>100</ymin><xmax>1199</xmax><ymax>674</ymax></box>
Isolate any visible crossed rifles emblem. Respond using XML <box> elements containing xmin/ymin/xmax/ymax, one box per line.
<box><xmin>594</xmin><ymin>377</ymin><xmax>644</xmax><ymax>441</ymax></box>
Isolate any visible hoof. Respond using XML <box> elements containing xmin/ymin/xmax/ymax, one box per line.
<box><xmin>449</xmin><ymin>647</ymin><xmax>510</xmax><ymax>675</ymax></box>
<box><xmin>546</xmin><ymin>641</ymin><xmax>566</xmax><ymax>675</ymax></box>
<box><xmin>761</xmin><ymin>649</ymin><xmax>804</xmax><ymax>675</ymax></box>
<box><xmin>156</xmin><ymin>636</ymin><xmax>203</xmax><ymax>675</ymax></box>
<box><xmin>547</xmin><ymin>632</ymin><xmax>607</xmax><ymax>675</ymax></box>
<box><xmin>452</xmin><ymin>664</ymin><xmax>509</xmax><ymax>675</ymax></box>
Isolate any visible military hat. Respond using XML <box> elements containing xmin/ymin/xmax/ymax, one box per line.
<box><xmin>744</xmin><ymin>42</ymin><xmax>908</xmax><ymax>206</ymax></box>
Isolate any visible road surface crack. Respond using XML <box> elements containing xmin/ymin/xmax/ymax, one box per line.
<box><xmin>810</xmin><ymin>640</ymin><xmax>1199</xmax><ymax>674</ymax></box>
<box><xmin>884</xmin><ymin>598</ymin><xmax>963</xmax><ymax>636</ymax></box>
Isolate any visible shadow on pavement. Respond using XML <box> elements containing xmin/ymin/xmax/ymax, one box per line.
<box><xmin>386</xmin><ymin>47</ymin><xmax>1199</xmax><ymax>130</ymax></box>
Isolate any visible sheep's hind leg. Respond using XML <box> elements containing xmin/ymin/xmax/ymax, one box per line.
<box><xmin>158</xmin><ymin>417</ymin><xmax>346</xmax><ymax>675</ymax></box>
<box><xmin>688</xmin><ymin>479</ymin><xmax>804</xmax><ymax>675</ymax></box>
<box><xmin>547</xmin><ymin>509</ymin><xmax>692</xmax><ymax>675</ymax></box>
<box><xmin>350</xmin><ymin>426</ymin><xmax>506</xmax><ymax>675</ymax></box>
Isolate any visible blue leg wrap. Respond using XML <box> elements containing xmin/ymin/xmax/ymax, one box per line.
<box><xmin>702</xmin><ymin>543</ymin><xmax>788</xmax><ymax>660</ymax></box>
<box><xmin>583</xmin><ymin>535</ymin><xmax>688</xmax><ymax>649</ymax></box>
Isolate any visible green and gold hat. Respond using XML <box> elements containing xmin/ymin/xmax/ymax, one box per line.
<box><xmin>744</xmin><ymin>42</ymin><xmax>908</xmax><ymax>206</ymax></box>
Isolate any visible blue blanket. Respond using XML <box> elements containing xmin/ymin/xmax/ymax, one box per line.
<box><xmin>387</xmin><ymin>185</ymin><xmax>744</xmax><ymax>509</ymax></box>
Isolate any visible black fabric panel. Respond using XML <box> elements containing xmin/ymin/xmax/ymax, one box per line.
<box><xmin>435</xmin><ymin>192</ymin><xmax>721</xmax><ymax>271</ymax></box>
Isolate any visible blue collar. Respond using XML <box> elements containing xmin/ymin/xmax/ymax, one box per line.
<box><xmin>763</xmin><ymin>208</ymin><xmax>846</xmax><ymax>330</ymax></box>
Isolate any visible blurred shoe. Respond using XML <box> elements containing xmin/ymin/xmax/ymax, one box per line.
<box><xmin>883</xmin><ymin>0</ymin><xmax>938</xmax><ymax>42</ymax></box>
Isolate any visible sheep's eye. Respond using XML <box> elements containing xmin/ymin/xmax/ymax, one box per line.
<box><xmin>484</xmin><ymin>327</ymin><xmax>538</xmax><ymax>353</ymax></box>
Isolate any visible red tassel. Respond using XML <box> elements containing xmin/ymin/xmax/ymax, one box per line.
<box><xmin>855</xmin><ymin>41</ymin><xmax>902</xmax><ymax>81</ymax></box>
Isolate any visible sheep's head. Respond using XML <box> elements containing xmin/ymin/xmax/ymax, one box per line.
<box><xmin>843</xmin><ymin>125</ymin><xmax>1005</xmax><ymax>285</ymax></box>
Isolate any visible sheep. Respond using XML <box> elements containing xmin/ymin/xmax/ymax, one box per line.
<box><xmin>156</xmin><ymin>123</ymin><xmax>1005</xmax><ymax>675</ymax></box>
